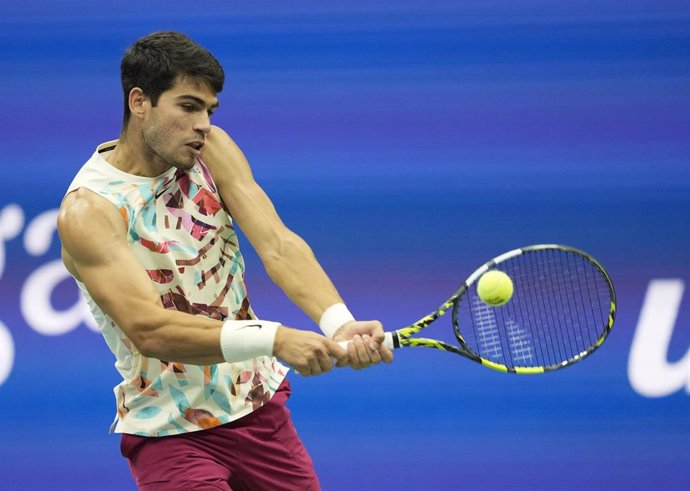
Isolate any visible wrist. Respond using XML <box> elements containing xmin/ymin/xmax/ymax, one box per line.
<box><xmin>319</xmin><ymin>303</ymin><xmax>355</xmax><ymax>339</ymax></box>
<box><xmin>219</xmin><ymin>320</ymin><xmax>280</xmax><ymax>363</ymax></box>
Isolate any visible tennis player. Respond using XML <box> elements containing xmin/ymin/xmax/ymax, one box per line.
<box><xmin>57</xmin><ymin>31</ymin><xmax>393</xmax><ymax>490</ymax></box>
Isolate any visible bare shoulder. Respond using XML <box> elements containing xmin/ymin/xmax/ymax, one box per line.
<box><xmin>202</xmin><ymin>126</ymin><xmax>253</xmax><ymax>186</ymax></box>
<box><xmin>59</xmin><ymin>188</ymin><xmax>121</xmax><ymax>230</ymax></box>
<box><xmin>58</xmin><ymin>188</ymin><xmax>126</xmax><ymax>265</ymax></box>
<box><xmin>205</xmin><ymin>125</ymin><xmax>238</xmax><ymax>149</ymax></box>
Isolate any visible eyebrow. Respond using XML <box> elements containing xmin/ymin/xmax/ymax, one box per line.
<box><xmin>176</xmin><ymin>95</ymin><xmax>219</xmax><ymax>110</ymax></box>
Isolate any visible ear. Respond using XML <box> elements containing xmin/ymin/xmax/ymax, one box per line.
<box><xmin>128</xmin><ymin>87</ymin><xmax>149</xmax><ymax>120</ymax></box>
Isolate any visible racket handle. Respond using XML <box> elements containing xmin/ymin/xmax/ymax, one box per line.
<box><xmin>336</xmin><ymin>331</ymin><xmax>395</xmax><ymax>351</ymax></box>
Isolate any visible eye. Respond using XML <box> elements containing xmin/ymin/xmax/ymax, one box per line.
<box><xmin>181</xmin><ymin>104</ymin><xmax>195</xmax><ymax>112</ymax></box>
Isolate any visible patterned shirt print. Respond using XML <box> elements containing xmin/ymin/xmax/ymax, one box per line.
<box><xmin>66</xmin><ymin>140</ymin><xmax>288</xmax><ymax>436</ymax></box>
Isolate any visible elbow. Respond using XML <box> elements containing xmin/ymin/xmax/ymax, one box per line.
<box><xmin>123</xmin><ymin>313</ymin><xmax>167</xmax><ymax>359</ymax></box>
<box><xmin>137</xmin><ymin>336</ymin><xmax>163</xmax><ymax>360</ymax></box>
<box><xmin>263</xmin><ymin>233</ymin><xmax>313</xmax><ymax>278</ymax></box>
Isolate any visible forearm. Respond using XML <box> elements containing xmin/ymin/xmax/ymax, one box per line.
<box><xmin>128</xmin><ymin>306</ymin><xmax>347</xmax><ymax>376</ymax></box>
<box><xmin>262</xmin><ymin>231</ymin><xmax>344</xmax><ymax>324</ymax></box>
<box><xmin>130</xmin><ymin>309</ymin><xmax>277</xmax><ymax>366</ymax></box>
<box><xmin>129</xmin><ymin>309</ymin><xmax>223</xmax><ymax>364</ymax></box>
<box><xmin>198</xmin><ymin>127</ymin><xmax>349</xmax><ymax>329</ymax></box>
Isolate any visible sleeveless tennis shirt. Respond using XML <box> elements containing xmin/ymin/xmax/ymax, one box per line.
<box><xmin>66</xmin><ymin>140</ymin><xmax>288</xmax><ymax>436</ymax></box>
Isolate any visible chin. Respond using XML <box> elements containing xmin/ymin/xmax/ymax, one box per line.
<box><xmin>172</xmin><ymin>159</ymin><xmax>197</xmax><ymax>170</ymax></box>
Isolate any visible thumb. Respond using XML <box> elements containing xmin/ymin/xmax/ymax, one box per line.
<box><xmin>365</xmin><ymin>320</ymin><xmax>385</xmax><ymax>343</ymax></box>
<box><xmin>327</xmin><ymin>339</ymin><xmax>348</xmax><ymax>363</ymax></box>
<box><xmin>326</xmin><ymin>339</ymin><xmax>348</xmax><ymax>359</ymax></box>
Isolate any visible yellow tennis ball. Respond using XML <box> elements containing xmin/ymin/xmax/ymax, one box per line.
<box><xmin>477</xmin><ymin>270</ymin><xmax>514</xmax><ymax>306</ymax></box>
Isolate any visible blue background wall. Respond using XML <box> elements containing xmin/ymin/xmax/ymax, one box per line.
<box><xmin>1</xmin><ymin>2</ymin><xmax>689</xmax><ymax>490</ymax></box>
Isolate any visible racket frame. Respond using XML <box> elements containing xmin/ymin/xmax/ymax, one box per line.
<box><xmin>389</xmin><ymin>244</ymin><xmax>616</xmax><ymax>374</ymax></box>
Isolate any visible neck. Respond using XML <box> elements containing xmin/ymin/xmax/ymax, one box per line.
<box><xmin>106</xmin><ymin>127</ymin><xmax>172</xmax><ymax>177</ymax></box>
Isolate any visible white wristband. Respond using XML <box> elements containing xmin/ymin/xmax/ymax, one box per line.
<box><xmin>319</xmin><ymin>303</ymin><xmax>355</xmax><ymax>339</ymax></box>
<box><xmin>219</xmin><ymin>320</ymin><xmax>280</xmax><ymax>363</ymax></box>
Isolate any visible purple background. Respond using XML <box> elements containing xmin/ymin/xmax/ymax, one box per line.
<box><xmin>1</xmin><ymin>2</ymin><xmax>689</xmax><ymax>490</ymax></box>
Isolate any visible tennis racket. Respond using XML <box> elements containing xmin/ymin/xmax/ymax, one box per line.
<box><xmin>370</xmin><ymin>244</ymin><xmax>615</xmax><ymax>374</ymax></box>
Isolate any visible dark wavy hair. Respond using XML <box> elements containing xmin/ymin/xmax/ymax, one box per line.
<box><xmin>120</xmin><ymin>31</ymin><xmax>224</xmax><ymax>126</ymax></box>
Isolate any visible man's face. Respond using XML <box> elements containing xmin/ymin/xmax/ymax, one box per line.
<box><xmin>141</xmin><ymin>76</ymin><xmax>219</xmax><ymax>170</ymax></box>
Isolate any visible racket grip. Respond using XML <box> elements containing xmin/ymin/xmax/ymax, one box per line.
<box><xmin>336</xmin><ymin>331</ymin><xmax>395</xmax><ymax>351</ymax></box>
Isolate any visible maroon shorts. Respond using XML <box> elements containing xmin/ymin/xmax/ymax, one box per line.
<box><xmin>120</xmin><ymin>379</ymin><xmax>320</xmax><ymax>490</ymax></box>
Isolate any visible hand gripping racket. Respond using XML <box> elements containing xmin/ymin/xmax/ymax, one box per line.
<box><xmin>367</xmin><ymin>244</ymin><xmax>616</xmax><ymax>374</ymax></box>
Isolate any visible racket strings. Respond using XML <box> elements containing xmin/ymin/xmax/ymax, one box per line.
<box><xmin>457</xmin><ymin>248</ymin><xmax>612</xmax><ymax>369</ymax></box>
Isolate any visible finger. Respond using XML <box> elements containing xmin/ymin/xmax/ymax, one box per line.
<box><xmin>316</xmin><ymin>347</ymin><xmax>333</xmax><ymax>373</ymax></box>
<box><xmin>298</xmin><ymin>357</ymin><xmax>319</xmax><ymax>377</ymax></box>
<box><xmin>368</xmin><ymin>321</ymin><xmax>385</xmax><ymax>345</ymax></box>
<box><xmin>362</xmin><ymin>335</ymin><xmax>382</xmax><ymax>366</ymax></box>
<box><xmin>351</xmin><ymin>335</ymin><xmax>371</xmax><ymax>369</ymax></box>
<box><xmin>328</xmin><ymin>339</ymin><xmax>348</xmax><ymax>358</ymax></box>
<box><xmin>295</xmin><ymin>365</ymin><xmax>311</xmax><ymax>377</ymax></box>
<box><xmin>343</xmin><ymin>335</ymin><xmax>356</xmax><ymax>367</ymax></box>
<box><xmin>307</xmin><ymin>357</ymin><xmax>322</xmax><ymax>376</ymax></box>
<box><xmin>379</xmin><ymin>345</ymin><xmax>394</xmax><ymax>364</ymax></box>
<box><xmin>327</xmin><ymin>339</ymin><xmax>348</xmax><ymax>366</ymax></box>
<box><xmin>366</xmin><ymin>335</ymin><xmax>381</xmax><ymax>351</ymax></box>
<box><xmin>344</xmin><ymin>336</ymin><xmax>360</xmax><ymax>369</ymax></box>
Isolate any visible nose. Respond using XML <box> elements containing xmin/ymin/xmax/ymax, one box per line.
<box><xmin>193</xmin><ymin>113</ymin><xmax>212</xmax><ymax>136</ymax></box>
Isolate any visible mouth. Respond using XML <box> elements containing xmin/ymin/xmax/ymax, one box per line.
<box><xmin>186</xmin><ymin>141</ymin><xmax>205</xmax><ymax>153</ymax></box>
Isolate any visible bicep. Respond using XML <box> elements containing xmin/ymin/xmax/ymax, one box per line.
<box><xmin>225</xmin><ymin>179</ymin><xmax>294</xmax><ymax>256</ymax></box>
<box><xmin>58</xmin><ymin>191</ymin><xmax>163</xmax><ymax>342</ymax></box>
<box><xmin>202</xmin><ymin>126</ymin><xmax>294</xmax><ymax>257</ymax></box>
<box><xmin>74</xmin><ymin>240</ymin><xmax>164</xmax><ymax>334</ymax></box>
